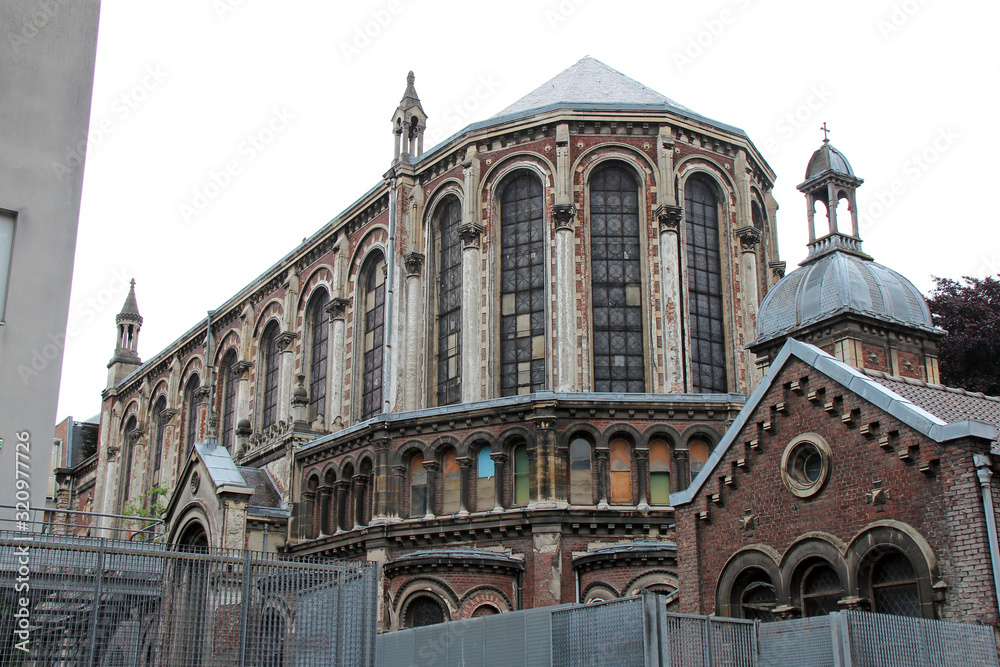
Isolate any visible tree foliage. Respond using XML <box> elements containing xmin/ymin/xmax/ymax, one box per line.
<box><xmin>927</xmin><ymin>276</ymin><xmax>1000</xmax><ymax>395</ymax></box>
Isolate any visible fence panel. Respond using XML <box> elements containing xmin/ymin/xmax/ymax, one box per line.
<box><xmin>845</xmin><ymin>610</ymin><xmax>1000</xmax><ymax>667</ymax></box>
<box><xmin>660</xmin><ymin>612</ymin><xmax>756</xmax><ymax>667</ymax></box>
<box><xmin>0</xmin><ymin>531</ymin><xmax>378</xmax><ymax>667</ymax></box>
<box><xmin>551</xmin><ymin>597</ymin><xmax>646</xmax><ymax>667</ymax></box>
<box><xmin>758</xmin><ymin>616</ymin><xmax>835</xmax><ymax>667</ymax></box>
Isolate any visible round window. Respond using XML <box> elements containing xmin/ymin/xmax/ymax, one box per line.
<box><xmin>781</xmin><ymin>433</ymin><xmax>831</xmax><ymax>498</ymax></box>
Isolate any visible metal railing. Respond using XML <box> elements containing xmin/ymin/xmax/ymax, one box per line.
<box><xmin>0</xmin><ymin>504</ymin><xmax>165</xmax><ymax>541</ymax></box>
<box><xmin>0</xmin><ymin>531</ymin><xmax>378</xmax><ymax>666</ymax></box>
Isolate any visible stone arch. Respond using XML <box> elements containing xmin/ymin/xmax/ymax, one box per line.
<box><xmin>574</xmin><ymin>143</ymin><xmax>659</xmax><ymax>195</ymax></box>
<box><xmin>297</xmin><ymin>265</ymin><xmax>335</xmax><ymax>316</ymax></box>
<box><xmin>459</xmin><ymin>585</ymin><xmax>513</xmax><ymax>619</ymax></box>
<box><xmin>392</xmin><ymin>577</ymin><xmax>460</xmax><ymax>631</ymax></box>
<box><xmin>560</xmin><ymin>423</ymin><xmax>602</xmax><ymax>448</ymax></box>
<box><xmin>424</xmin><ymin>180</ymin><xmax>464</xmax><ymax>228</ymax></box>
<box><xmin>497</xmin><ymin>425</ymin><xmax>535</xmax><ymax>455</ymax></box>
<box><xmin>213</xmin><ymin>329</ymin><xmax>242</xmax><ymax>367</ymax></box>
<box><xmin>581</xmin><ymin>582</ymin><xmax>620</xmax><ymax>603</ymax></box>
<box><xmin>641</xmin><ymin>424</ymin><xmax>682</xmax><ymax>450</ymax></box>
<box><xmin>169</xmin><ymin>503</ymin><xmax>213</xmax><ymax>548</ymax></box>
<box><xmin>623</xmin><ymin>570</ymin><xmax>679</xmax><ymax>597</ymax></box>
<box><xmin>428</xmin><ymin>434</ymin><xmax>463</xmax><ymax>461</ymax></box>
<box><xmin>392</xmin><ymin>440</ymin><xmax>431</xmax><ymax>468</ymax></box>
<box><xmin>479</xmin><ymin>152</ymin><xmax>556</xmax><ymax>201</ymax></box>
<box><xmin>252</xmin><ymin>300</ymin><xmax>284</xmax><ymax>339</ymax></box>
<box><xmin>779</xmin><ymin>533</ymin><xmax>850</xmax><ymax>612</ymax></box>
<box><xmin>716</xmin><ymin>545</ymin><xmax>782</xmax><ymax>617</ymax></box>
<box><xmin>603</xmin><ymin>423</ymin><xmax>642</xmax><ymax>448</ymax></box>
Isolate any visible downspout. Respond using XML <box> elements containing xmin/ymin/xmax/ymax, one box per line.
<box><xmin>383</xmin><ymin>176</ymin><xmax>397</xmax><ymax>415</ymax></box>
<box><xmin>206</xmin><ymin>309</ymin><xmax>216</xmax><ymax>444</ymax></box>
<box><xmin>973</xmin><ymin>453</ymin><xmax>1000</xmax><ymax>618</ymax></box>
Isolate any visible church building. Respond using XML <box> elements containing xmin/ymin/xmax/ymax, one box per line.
<box><xmin>53</xmin><ymin>58</ymin><xmax>1000</xmax><ymax>633</ymax></box>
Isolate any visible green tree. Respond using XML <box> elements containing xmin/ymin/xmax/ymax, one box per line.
<box><xmin>122</xmin><ymin>484</ymin><xmax>171</xmax><ymax>540</ymax></box>
<box><xmin>928</xmin><ymin>275</ymin><xmax>1000</xmax><ymax>395</ymax></box>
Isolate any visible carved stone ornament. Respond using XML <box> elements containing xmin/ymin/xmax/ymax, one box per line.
<box><xmin>232</xmin><ymin>361</ymin><xmax>253</xmax><ymax>380</ymax></box>
<box><xmin>404</xmin><ymin>252</ymin><xmax>425</xmax><ymax>277</ymax></box>
<box><xmin>769</xmin><ymin>261</ymin><xmax>787</xmax><ymax>280</ymax></box>
<box><xmin>190</xmin><ymin>471</ymin><xmax>200</xmax><ymax>494</ymax></box>
<box><xmin>275</xmin><ymin>331</ymin><xmax>297</xmax><ymax>351</ymax></box>
<box><xmin>865</xmin><ymin>478</ymin><xmax>890</xmax><ymax>508</ymax></box>
<box><xmin>551</xmin><ymin>203</ymin><xmax>576</xmax><ymax>231</ymax></box>
<box><xmin>457</xmin><ymin>222</ymin><xmax>484</xmax><ymax>249</ymax></box>
<box><xmin>655</xmin><ymin>204</ymin><xmax>684</xmax><ymax>232</ymax></box>
<box><xmin>735</xmin><ymin>225</ymin><xmax>762</xmax><ymax>252</ymax></box>
<box><xmin>325</xmin><ymin>297</ymin><xmax>349</xmax><ymax>320</ymax></box>
<box><xmin>739</xmin><ymin>508</ymin><xmax>760</xmax><ymax>531</ymax></box>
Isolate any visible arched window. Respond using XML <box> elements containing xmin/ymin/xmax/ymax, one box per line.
<box><xmin>569</xmin><ymin>438</ymin><xmax>593</xmax><ymax>505</ymax></box>
<box><xmin>590</xmin><ymin>164</ymin><xmax>644</xmax><ymax>392</ymax></box>
<box><xmin>732</xmin><ymin>568</ymin><xmax>776</xmax><ymax>622</ymax></box>
<box><xmin>409</xmin><ymin>453</ymin><xmax>427</xmax><ymax>518</ymax></box>
<box><xmin>684</xmin><ymin>176</ymin><xmax>727</xmax><ymax>393</ymax></box>
<box><xmin>609</xmin><ymin>438</ymin><xmax>632</xmax><ymax>504</ymax></box>
<box><xmin>404</xmin><ymin>595</ymin><xmax>446</xmax><ymax>628</ymax></box>
<box><xmin>261</xmin><ymin>322</ymin><xmax>280</xmax><ymax>427</ymax></box>
<box><xmin>308</xmin><ymin>291</ymin><xmax>330</xmax><ymax>422</ymax></box>
<box><xmin>184</xmin><ymin>374</ymin><xmax>201</xmax><ymax>452</ymax></box>
<box><xmin>689</xmin><ymin>439</ymin><xmax>710</xmax><ymax>482</ymax></box>
<box><xmin>152</xmin><ymin>396</ymin><xmax>167</xmax><ymax>473</ymax></box>
<box><xmin>341</xmin><ymin>463</ymin><xmax>355</xmax><ymax>530</ymax></box>
<box><xmin>799</xmin><ymin>561</ymin><xmax>843</xmax><ymax>617</ymax></box>
<box><xmin>649</xmin><ymin>439</ymin><xmax>671</xmax><ymax>504</ymax></box>
<box><xmin>122</xmin><ymin>416</ymin><xmax>137</xmax><ymax>500</ymax></box>
<box><xmin>499</xmin><ymin>173</ymin><xmax>546</xmax><ymax>396</ymax></box>
<box><xmin>436</xmin><ymin>197</ymin><xmax>462</xmax><ymax>406</ymax></box>
<box><xmin>476</xmin><ymin>446</ymin><xmax>495</xmax><ymax>510</ymax></box>
<box><xmin>442</xmin><ymin>449</ymin><xmax>461</xmax><ymax>514</ymax></box>
<box><xmin>219</xmin><ymin>350</ymin><xmax>238</xmax><ymax>450</ymax></box>
<box><xmin>472</xmin><ymin>604</ymin><xmax>499</xmax><ymax>618</ymax></box>
<box><xmin>513</xmin><ymin>444</ymin><xmax>529</xmax><ymax>506</ymax></box>
<box><xmin>751</xmin><ymin>200</ymin><xmax>766</xmax><ymax>231</ymax></box>
<box><xmin>360</xmin><ymin>253</ymin><xmax>387</xmax><ymax>420</ymax></box>
<box><xmin>867</xmin><ymin>551</ymin><xmax>920</xmax><ymax>617</ymax></box>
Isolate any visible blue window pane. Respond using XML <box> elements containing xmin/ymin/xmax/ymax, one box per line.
<box><xmin>478</xmin><ymin>447</ymin><xmax>494</xmax><ymax>478</ymax></box>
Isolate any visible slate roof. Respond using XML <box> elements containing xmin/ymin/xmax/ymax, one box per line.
<box><xmin>117</xmin><ymin>279</ymin><xmax>142</xmax><ymax>322</ymax></box>
<box><xmin>862</xmin><ymin>370</ymin><xmax>1000</xmax><ymax>432</ymax></box>
<box><xmin>494</xmin><ymin>56</ymin><xmax>691</xmax><ymax>116</ymax></box>
<box><xmin>195</xmin><ymin>441</ymin><xmax>248</xmax><ymax>489</ymax></box>
<box><xmin>237</xmin><ymin>466</ymin><xmax>283</xmax><ymax>509</ymax></box>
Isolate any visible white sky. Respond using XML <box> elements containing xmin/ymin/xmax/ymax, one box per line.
<box><xmin>56</xmin><ymin>0</ymin><xmax>1000</xmax><ymax>422</ymax></box>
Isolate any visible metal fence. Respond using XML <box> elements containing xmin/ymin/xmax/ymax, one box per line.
<box><xmin>552</xmin><ymin>597</ymin><xmax>648</xmax><ymax>667</ymax></box>
<box><xmin>0</xmin><ymin>530</ymin><xmax>378</xmax><ymax>666</ymax></box>
<box><xmin>660</xmin><ymin>612</ymin><xmax>757</xmax><ymax>667</ymax></box>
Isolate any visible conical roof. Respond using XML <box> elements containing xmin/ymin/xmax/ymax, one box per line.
<box><xmin>117</xmin><ymin>279</ymin><xmax>142</xmax><ymax>324</ymax></box>
<box><xmin>494</xmin><ymin>56</ymin><xmax>690</xmax><ymax>117</ymax></box>
<box><xmin>398</xmin><ymin>71</ymin><xmax>424</xmax><ymax>113</ymax></box>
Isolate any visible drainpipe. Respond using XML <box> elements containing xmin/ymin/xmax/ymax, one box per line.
<box><xmin>973</xmin><ymin>453</ymin><xmax>1000</xmax><ymax>619</ymax></box>
<box><xmin>206</xmin><ymin>309</ymin><xmax>216</xmax><ymax>444</ymax></box>
<box><xmin>383</xmin><ymin>177</ymin><xmax>397</xmax><ymax>415</ymax></box>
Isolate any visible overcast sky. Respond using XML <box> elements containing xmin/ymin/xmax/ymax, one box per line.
<box><xmin>55</xmin><ymin>0</ymin><xmax>1000</xmax><ymax>422</ymax></box>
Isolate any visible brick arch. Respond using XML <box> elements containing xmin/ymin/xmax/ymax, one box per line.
<box><xmin>461</xmin><ymin>431</ymin><xmax>498</xmax><ymax>457</ymax></box>
<box><xmin>676</xmin><ymin>155</ymin><xmax>739</xmax><ymax>200</ymax></box>
<box><xmin>581</xmin><ymin>582</ymin><xmax>619</xmax><ymax>603</ymax></box>
<box><xmin>424</xmin><ymin>180</ymin><xmax>464</xmax><ymax>228</ymax></box>
<box><xmin>479</xmin><ymin>151</ymin><xmax>555</xmax><ymax>205</ymax></box>
<box><xmin>715</xmin><ymin>545</ymin><xmax>782</xmax><ymax>617</ymax></box>
<box><xmin>392</xmin><ymin>440</ymin><xmax>431</xmax><ymax>468</ymax></box>
<box><xmin>680</xmin><ymin>424</ymin><xmax>722</xmax><ymax>447</ymax></box>
<box><xmin>496</xmin><ymin>425</ymin><xmax>535</xmax><ymax>456</ymax></box>
<box><xmin>560</xmin><ymin>423</ymin><xmax>601</xmax><ymax>448</ymax></box>
<box><xmin>458</xmin><ymin>585</ymin><xmax>513</xmax><ymax>619</ymax></box>
<box><xmin>179</xmin><ymin>356</ymin><xmax>205</xmax><ymax>388</ymax></box>
<box><xmin>623</xmin><ymin>570</ymin><xmax>679</xmax><ymax>597</ymax></box>
<box><xmin>428</xmin><ymin>434</ymin><xmax>462</xmax><ymax>461</ymax></box>
<box><xmin>603</xmin><ymin>423</ymin><xmax>642</xmax><ymax>447</ymax></box>
<box><xmin>574</xmin><ymin>144</ymin><xmax>659</xmax><ymax>203</ymax></box>
<box><xmin>252</xmin><ymin>300</ymin><xmax>284</xmax><ymax>339</ymax></box>
<box><xmin>641</xmin><ymin>424</ymin><xmax>682</xmax><ymax>450</ymax></box>
<box><xmin>297</xmin><ymin>265</ymin><xmax>335</xmax><ymax>316</ymax></box>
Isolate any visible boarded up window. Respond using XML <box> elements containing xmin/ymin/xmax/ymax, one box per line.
<box><xmin>442</xmin><ymin>449</ymin><xmax>461</xmax><ymax>514</ymax></box>
<box><xmin>689</xmin><ymin>440</ymin><xmax>709</xmax><ymax>481</ymax></box>
<box><xmin>649</xmin><ymin>439</ymin><xmax>671</xmax><ymax>504</ymax></box>
<box><xmin>513</xmin><ymin>445</ymin><xmax>529</xmax><ymax>505</ymax></box>
<box><xmin>409</xmin><ymin>454</ymin><xmax>426</xmax><ymax>517</ymax></box>
<box><xmin>476</xmin><ymin>446</ymin><xmax>494</xmax><ymax>510</ymax></box>
<box><xmin>609</xmin><ymin>439</ymin><xmax>632</xmax><ymax>504</ymax></box>
<box><xmin>569</xmin><ymin>438</ymin><xmax>592</xmax><ymax>505</ymax></box>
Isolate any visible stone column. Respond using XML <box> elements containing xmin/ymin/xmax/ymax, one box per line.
<box><xmin>490</xmin><ymin>451</ymin><xmax>508</xmax><ymax>511</ymax></box>
<box><xmin>370</xmin><ymin>437</ymin><xmax>394</xmax><ymax>523</ymax></box>
<box><xmin>422</xmin><ymin>460</ymin><xmax>439</xmax><ymax>519</ymax></box>
<box><xmin>737</xmin><ymin>226</ymin><xmax>763</xmax><ymax>385</ymax></box>
<box><xmin>326</xmin><ymin>299</ymin><xmax>348</xmax><ymax>429</ymax></box>
<box><xmin>318</xmin><ymin>485</ymin><xmax>333</xmax><ymax>535</ymax></box>
<box><xmin>275</xmin><ymin>332</ymin><xmax>297</xmax><ymax>425</ymax></box>
<box><xmin>193</xmin><ymin>387</ymin><xmax>211</xmax><ymax>445</ymax></box>
<box><xmin>335</xmin><ymin>481</ymin><xmax>350</xmax><ymax>533</ymax></box>
<box><xmin>393</xmin><ymin>464</ymin><xmax>408</xmax><ymax>519</ymax></box>
<box><xmin>595</xmin><ymin>449</ymin><xmax>609</xmax><ymax>509</ymax></box>
<box><xmin>232</xmin><ymin>362</ymin><xmax>253</xmax><ymax>454</ymax></box>
<box><xmin>301</xmin><ymin>490</ymin><xmax>316</xmax><ymax>540</ymax></box>
<box><xmin>403</xmin><ymin>253</ymin><xmax>425</xmax><ymax>411</ymax></box>
<box><xmin>635</xmin><ymin>449</ymin><xmax>649</xmax><ymax>511</ymax></box>
<box><xmin>456</xmin><ymin>456</ymin><xmax>473</xmax><ymax>517</ymax></box>
<box><xmin>458</xmin><ymin>224</ymin><xmax>483</xmax><ymax>402</ymax></box>
<box><xmin>674</xmin><ymin>449</ymin><xmax>690</xmax><ymax>492</ymax></box>
<box><xmin>530</xmin><ymin>408</ymin><xmax>562</xmax><ymax>508</ymax></box>
<box><xmin>353</xmin><ymin>474</ymin><xmax>369</xmax><ymax>527</ymax></box>
<box><xmin>656</xmin><ymin>206</ymin><xmax>685</xmax><ymax>392</ymax></box>
<box><xmin>552</xmin><ymin>205</ymin><xmax>577</xmax><ymax>392</ymax></box>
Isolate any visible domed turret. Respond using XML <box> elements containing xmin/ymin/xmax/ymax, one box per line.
<box><xmin>751</xmin><ymin>129</ymin><xmax>943</xmax><ymax>381</ymax></box>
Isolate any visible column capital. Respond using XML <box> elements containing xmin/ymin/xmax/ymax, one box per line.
<box><xmin>352</xmin><ymin>474</ymin><xmax>370</xmax><ymax>485</ymax></box>
<box><xmin>655</xmin><ymin>204</ymin><xmax>684</xmax><ymax>232</ymax></box>
<box><xmin>595</xmin><ymin>449</ymin><xmax>610</xmax><ymax>462</ymax></box>
<box><xmin>456</xmin><ymin>456</ymin><xmax>474</xmax><ymax>469</ymax></box>
<box><xmin>193</xmin><ymin>386</ymin><xmax>211</xmax><ymax>403</ymax></box>
<box><xmin>673</xmin><ymin>449</ymin><xmax>689</xmax><ymax>462</ymax></box>
<box><xmin>159</xmin><ymin>408</ymin><xmax>179</xmax><ymax>422</ymax></box>
<box><xmin>735</xmin><ymin>225</ymin><xmax>762</xmax><ymax>252</ymax></box>
<box><xmin>404</xmin><ymin>252</ymin><xmax>425</xmax><ymax>277</ymax></box>
<box><xmin>334</xmin><ymin>480</ymin><xmax>351</xmax><ymax>491</ymax></box>
<box><xmin>232</xmin><ymin>360</ymin><xmax>253</xmax><ymax>380</ymax></box>
<box><xmin>393</xmin><ymin>464</ymin><xmax>407</xmax><ymax>477</ymax></box>
<box><xmin>633</xmin><ymin>449</ymin><xmax>649</xmax><ymax>462</ymax></box>
<box><xmin>423</xmin><ymin>460</ymin><xmax>441</xmax><ymax>472</ymax></box>
<box><xmin>275</xmin><ymin>331</ymin><xmax>297</xmax><ymax>351</ymax></box>
<box><xmin>325</xmin><ymin>297</ymin><xmax>349</xmax><ymax>320</ymax></box>
<box><xmin>457</xmin><ymin>222</ymin><xmax>484</xmax><ymax>249</ymax></box>
<box><xmin>551</xmin><ymin>203</ymin><xmax>576</xmax><ymax>231</ymax></box>
<box><xmin>769</xmin><ymin>261</ymin><xmax>786</xmax><ymax>280</ymax></box>
<box><xmin>490</xmin><ymin>452</ymin><xmax>508</xmax><ymax>464</ymax></box>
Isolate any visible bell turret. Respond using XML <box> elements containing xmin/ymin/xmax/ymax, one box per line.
<box><xmin>107</xmin><ymin>279</ymin><xmax>143</xmax><ymax>388</ymax></box>
<box><xmin>391</xmin><ymin>71</ymin><xmax>427</xmax><ymax>163</ymax></box>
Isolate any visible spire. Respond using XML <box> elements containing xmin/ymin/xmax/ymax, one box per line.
<box><xmin>117</xmin><ymin>278</ymin><xmax>142</xmax><ymax>325</ymax></box>
<box><xmin>391</xmin><ymin>70</ymin><xmax>428</xmax><ymax>163</ymax></box>
<box><xmin>108</xmin><ymin>278</ymin><xmax>142</xmax><ymax>388</ymax></box>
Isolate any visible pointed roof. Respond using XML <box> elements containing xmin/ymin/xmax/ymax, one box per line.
<box><xmin>494</xmin><ymin>57</ymin><xmax>690</xmax><ymax>117</ymax></box>
<box><xmin>116</xmin><ymin>279</ymin><xmax>142</xmax><ymax>324</ymax></box>
<box><xmin>398</xmin><ymin>70</ymin><xmax>425</xmax><ymax>114</ymax></box>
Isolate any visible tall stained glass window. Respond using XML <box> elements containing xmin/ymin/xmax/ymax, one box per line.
<box><xmin>360</xmin><ymin>254</ymin><xmax>387</xmax><ymax>420</ymax></box>
<box><xmin>437</xmin><ymin>198</ymin><xmax>462</xmax><ymax>405</ymax></box>
<box><xmin>261</xmin><ymin>322</ymin><xmax>280</xmax><ymax>427</ymax></box>
<box><xmin>591</xmin><ymin>165</ymin><xmax>645</xmax><ymax>392</ymax></box>
<box><xmin>500</xmin><ymin>173</ymin><xmax>546</xmax><ymax>395</ymax></box>
<box><xmin>684</xmin><ymin>176</ymin><xmax>727</xmax><ymax>392</ymax></box>
<box><xmin>308</xmin><ymin>292</ymin><xmax>330</xmax><ymax>420</ymax></box>
<box><xmin>219</xmin><ymin>350</ymin><xmax>238</xmax><ymax>450</ymax></box>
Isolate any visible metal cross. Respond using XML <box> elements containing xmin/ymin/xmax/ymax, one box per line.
<box><xmin>820</xmin><ymin>122</ymin><xmax>831</xmax><ymax>143</ymax></box>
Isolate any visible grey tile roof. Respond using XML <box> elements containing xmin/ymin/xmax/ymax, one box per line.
<box><xmin>494</xmin><ymin>56</ymin><xmax>691</xmax><ymax>117</ymax></box>
<box><xmin>237</xmin><ymin>466</ymin><xmax>283</xmax><ymax>509</ymax></box>
<box><xmin>862</xmin><ymin>370</ymin><xmax>1000</xmax><ymax>430</ymax></box>
<box><xmin>195</xmin><ymin>442</ymin><xmax>248</xmax><ymax>489</ymax></box>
